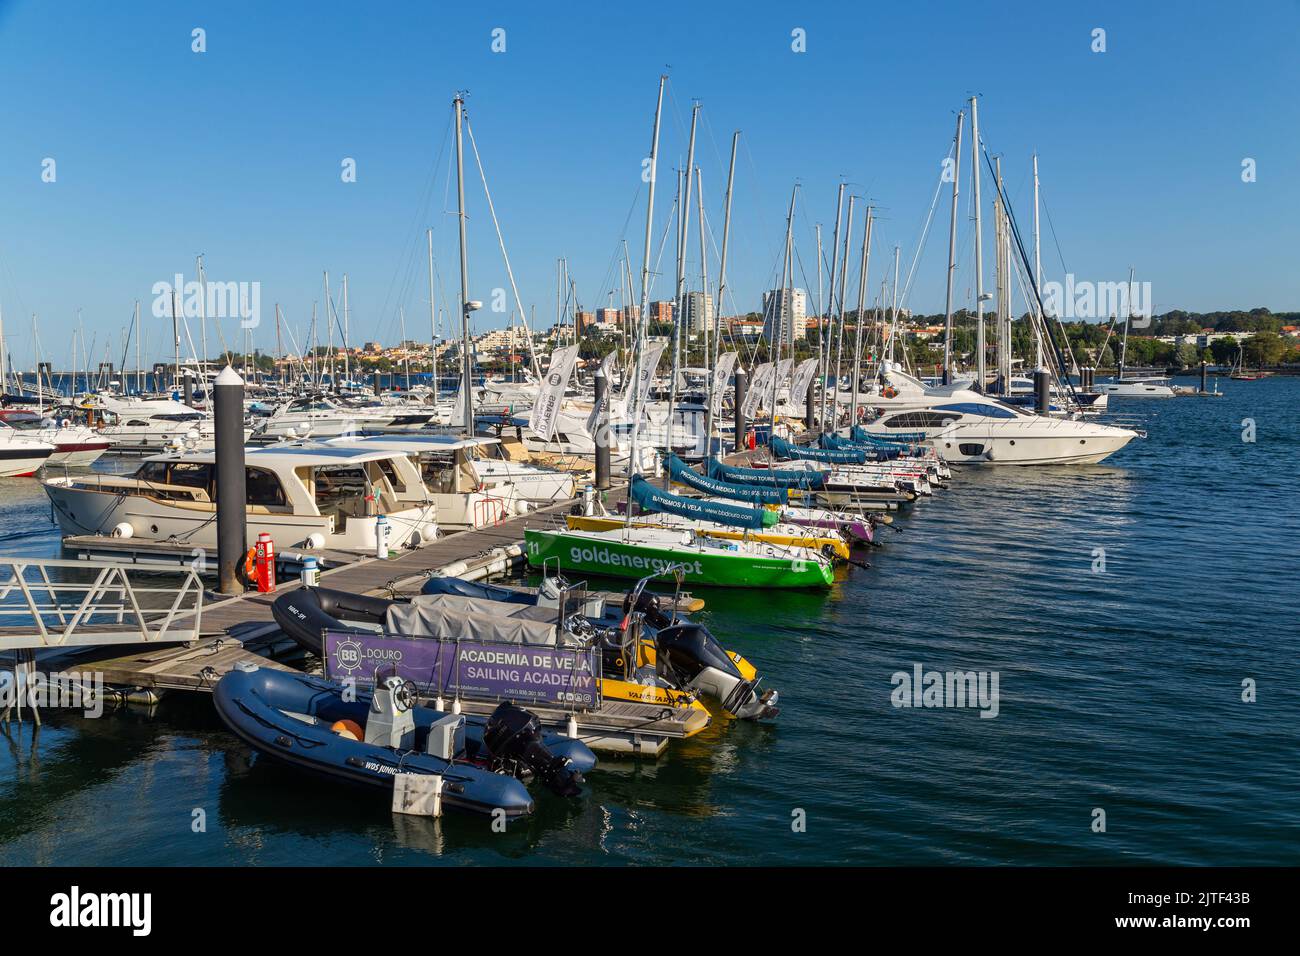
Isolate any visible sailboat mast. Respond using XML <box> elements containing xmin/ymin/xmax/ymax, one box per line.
<box><xmin>1032</xmin><ymin>152</ymin><xmax>1043</xmax><ymax>371</ymax></box>
<box><xmin>831</xmin><ymin>196</ymin><xmax>855</xmax><ymax>431</ymax></box>
<box><xmin>942</xmin><ymin>110</ymin><xmax>964</xmax><ymax>384</ymax></box>
<box><xmin>970</xmin><ymin>96</ymin><xmax>986</xmax><ymax>391</ymax></box>
<box><xmin>134</xmin><ymin>300</ymin><xmax>142</xmax><ymax>393</ymax></box>
<box><xmin>696</xmin><ymin>166</ymin><xmax>709</xmax><ymax>384</ymax></box>
<box><xmin>665</xmin><ymin>102</ymin><xmax>698</xmax><ymax>480</ymax></box>
<box><xmin>772</xmin><ymin>184</ymin><xmax>797</xmax><ymax>440</ymax></box>
<box><xmin>453</xmin><ymin>93</ymin><xmax>475</xmax><ymax>435</ymax></box>
<box><xmin>427</xmin><ymin>228</ymin><xmax>439</xmax><ymax>401</ymax></box>
<box><xmin>342</xmin><ymin>273</ymin><xmax>351</xmax><ymax>384</ymax></box>
<box><xmin>850</xmin><ymin>207</ymin><xmax>873</xmax><ymax>427</ymax></box>
<box><xmin>706</xmin><ymin>131</ymin><xmax>738</xmax><ymax>454</ymax></box>
<box><xmin>627</xmin><ymin>74</ymin><xmax>665</xmax><ymax>485</ymax></box>
<box><xmin>820</xmin><ymin>184</ymin><xmax>846</xmax><ymax>428</ymax></box>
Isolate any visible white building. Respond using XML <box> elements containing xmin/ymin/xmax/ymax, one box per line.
<box><xmin>681</xmin><ymin>291</ymin><xmax>716</xmax><ymax>337</ymax></box>
<box><xmin>761</xmin><ymin>288</ymin><xmax>808</xmax><ymax>342</ymax></box>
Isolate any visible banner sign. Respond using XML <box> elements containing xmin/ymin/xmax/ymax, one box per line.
<box><xmin>584</xmin><ymin>351</ymin><xmax>618</xmax><ymax>435</ymax></box>
<box><xmin>323</xmin><ymin>630</ymin><xmax>602</xmax><ymax>709</ymax></box>
<box><xmin>789</xmin><ymin>358</ymin><xmax>819</xmax><ymax>405</ymax></box>
<box><xmin>710</xmin><ymin>351</ymin><xmax>738</xmax><ymax>415</ymax></box>
<box><xmin>529</xmin><ymin>344</ymin><xmax>580</xmax><ymax>442</ymax></box>
<box><xmin>742</xmin><ymin>362</ymin><xmax>773</xmax><ymax>418</ymax></box>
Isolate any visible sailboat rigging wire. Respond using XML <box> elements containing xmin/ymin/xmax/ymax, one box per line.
<box><xmin>464</xmin><ymin>115</ymin><xmax>542</xmax><ymax>380</ymax></box>
<box><xmin>375</xmin><ymin>112</ymin><xmax>453</xmax><ymax>347</ymax></box>
<box><xmin>980</xmin><ymin>146</ymin><xmax>1076</xmax><ymax>400</ymax></box>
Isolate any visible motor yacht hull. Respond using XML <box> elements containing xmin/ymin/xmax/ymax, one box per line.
<box><xmin>42</xmin><ymin>476</ymin><xmax>434</xmax><ymax>552</ymax></box>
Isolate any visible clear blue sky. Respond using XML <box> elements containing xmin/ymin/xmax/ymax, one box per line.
<box><xmin>1</xmin><ymin>0</ymin><xmax>1296</xmax><ymax>369</ymax></box>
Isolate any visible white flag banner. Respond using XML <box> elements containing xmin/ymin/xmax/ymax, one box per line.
<box><xmin>529</xmin><ymin>344</ymin><xmax>580</xmax><ymax>442</ymax></box>
<box><xmin>788</xmin><ymin>358</ymin><xmax>819</xmax><ymax>407</ymax></box>
<box><xmin>710</xmin><ymin>351</ymin><xmax>738</xmax><ymax>415</ymax></box>
<box><xmin>450</xmin><ymin>378</ymin><xmax>469</xmax><ymax>431</ymax></box>
<box><xmin>631</xmin><ymin>340</ymin><xmax>667</xmax><ymax>413</ymax></box>
<box><xmin>775</xmin><ymin>357</ymin><xmax>794</xmax><ymax>391</ymax></box>
<box><xmin>584</xmin><ymin>351</ymin><xmax>618</xmax><ymax>435</ymax></box>
<box><xmin>742</xmin><ymin>362</ymin><xmax>773</xmax><ymax>419</ymax></box>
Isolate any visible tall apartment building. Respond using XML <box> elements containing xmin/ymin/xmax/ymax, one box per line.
<box><xmin>681</xmin><ymin>291</ymin><xmax>715</xmax><ymax>337</ymax></box>
<box><xmin>761</xmin><ymin>287</ymin><xmax>809</xmax><ymax>342</ymax></box>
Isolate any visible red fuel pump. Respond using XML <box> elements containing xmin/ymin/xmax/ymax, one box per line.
<box><xmin>254</xmin><ymin>532</ymin><xmax>276</xmax><ymax>593</ymax></box>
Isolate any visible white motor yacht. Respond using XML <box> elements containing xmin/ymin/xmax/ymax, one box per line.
<box><xmin>66</xmin><ymin>395</ymin><xmax>216</xmax><ymax>450</ymax></box>
<box><xmin>316</xmin><ymin>434</ymin><xmax>570</xmax><ymax>528</ymax></box>
<box><xmin>862</xmin><ymin>390</ymin><xmax>1140</xmax><ymax>465</ymax></box>
<box><xmin>0</xmin><ymin>410</ymin><xmax>110</xmax><ymax>466</ymax></box>
<box><xmin>42</xmin><ymin>445</ymin><xmax>440</xmax><ymax>552</ymax></box>
<box><xmin>254</xmin><ymin>394</ymin><xmax>436</xmax><ymax>438</ymax></box>
<box><xmin>0</xmin><ymin>428</ymin><xmax>55</xmax><ymax>477</ymax></box>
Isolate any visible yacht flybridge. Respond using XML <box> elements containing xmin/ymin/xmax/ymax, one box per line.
<box><xmin>317</xmin><ymin>433</ymin><xmax>576</xmax><ymax>506</ymax></box>
<box><xmin>42</xmin><ymin>445</ymin><xmax>439</xmax><ymax>552</ymax></box>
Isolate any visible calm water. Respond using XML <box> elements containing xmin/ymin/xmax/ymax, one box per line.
<box><xmin>1</xmin><ymin>378</ymin><xmax>1296</xmax><ymax>865</ymax></box>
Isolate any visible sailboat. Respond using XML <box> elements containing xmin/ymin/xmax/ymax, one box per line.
<box><xmin>565</xmin><ymin>475</ymin><xmax>852</xmax><ymax>560</ymax></box>
<box><xmin>1096</xmin><ymin>270</ymin><xmax>1175</xmax><ymax>398</ymax></box>
<box><xmin>523</xmin><ymin>79</ymin><xmax>835</xmax><ymax>591</ymax></box>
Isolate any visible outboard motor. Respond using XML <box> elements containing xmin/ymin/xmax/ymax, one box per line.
<box><xmin>483</xmin><ymin>702</ymin><xmax>585</xmax><ymax>798</ymax></box>
<box><xmin>623</xmin><ymin>592</ymin><xmax>779</xmax><ymax>721</ymax></box>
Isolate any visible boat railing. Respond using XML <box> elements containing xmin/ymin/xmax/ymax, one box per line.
<box><xmin>0</xmin><ymin>558</ymin><xmax>204</xmax><ymax>651</ymax></box>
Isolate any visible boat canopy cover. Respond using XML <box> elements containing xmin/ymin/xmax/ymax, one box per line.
<box><xmin>820</xmin><ymin>433</ymin><xmax>903</xmax><ymax>460</ymax></box>
<box><xmin>629</xmin><ymin>475</ymin><xmax>778</xmax><ymax>530</ymax></box>
<box><xmin>386</xmin><ymin>593</ymin><xmax>571</xmax><ymax>646</ymax></box>
<box><xmin>770</xmin><ymin>436</ymin><xmax>867</xmax><ymax>465</ymax></box>
<box><xmin>851</xmin><ymin>425</ymin><xmax>926</xmax><ymax>447</ymax></box>
<box><xmin>706</xmin><ymin>457</ymin><xmax>827</xmax><ymax>490</ymax></box>
<box><xmin>664</xmin><ymin>453</ymin><xmax>786</xmax><ymax>505</ymax></box>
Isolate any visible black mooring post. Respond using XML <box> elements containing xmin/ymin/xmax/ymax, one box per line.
<box><xmin>182</xmin><ymin>370</ymin><xmax>193</xmax><ymax>408</ymax></box>
<box><xmin>1034</xmin><ymin>369</ymin><xmax>1050</xmax><ymax>414</ymax></box>
<box><xmin>733</xmin><ymin>368</ymin><xmax>748</xmax><ymax>452</ymax></box>
<box><xmin>374</xmin><ymin>371</ymin><xmax>382</xmax><ymax>396</ymax></box>
<box><xmin>594</xmin><ymin>368</ymin><xmax>610</xmax><ymax>491</ymax></box>
<box><xmin>1200</xmin><ymin>360</ymin><xmax>1208</xmax><ymax>393</ymax></box>
<box><xmin>805</xmin><ymin>379</ymin><xmax>816</xmax><ymax>431</ymax></box>
<box><xmin>214</xmin><ymin>366</ymin><xmax>247</xmax><ymax>595</ymax></box>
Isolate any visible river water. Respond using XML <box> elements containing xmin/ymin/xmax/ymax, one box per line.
<box><xmin>1</xmin><ymin>377</ymin><xmax>1296</xmax><ymax>865</ymax></box>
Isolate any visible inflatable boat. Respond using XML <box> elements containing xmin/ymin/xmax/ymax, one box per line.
<box><xmin>421</xmin><ymin>575</ymin><xmax>780</xmax><ymax>721</ymax></box>
<box><xmin>272</xmin><ymin>580</ymin><xmax>775</xmax><ymax>723</ymax></box>
<box><xmin>214</xmin><ymin>666</ymin><xmax>595</xmax><ymax>818</ymax></box>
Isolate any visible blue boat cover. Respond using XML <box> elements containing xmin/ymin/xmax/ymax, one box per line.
<box><xmin>820</xmin><ymin>433</ymin><xmax>903</xmax><ymax>460</ymax></box>
<box><xmin>851</xmin><ymin>425</ymin><xmax>926</xmax><ymax>447</ymax></box>
<box><xmin>664</xmin><ymin>453</ymin><xmax>787</xmax><ymax>504</ymax></box>
<box><xmin>706</xmin><ymin>457</ymin><xmax>827</xmax><ymax>490</ymax></box>
<box><xmin>629</xmin><ymin>475</ymin><xmax>778</xmax><ymax>529</ymax></box>
<box><xmin>770</xmin><ymin>435</ymin><xmax>867</xmax><ymax>465</ymax></box>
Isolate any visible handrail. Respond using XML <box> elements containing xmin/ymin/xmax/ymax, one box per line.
<box><xmin>0</xmin><ymin>557</ymin><xmax>204</xmax><ymax>651</ymax></box>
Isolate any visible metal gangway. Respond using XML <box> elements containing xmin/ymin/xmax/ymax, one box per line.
<box><xmin>0</xmin><ymin>557</ymin><xmax>204</xmax><ymax>652</ymax></box>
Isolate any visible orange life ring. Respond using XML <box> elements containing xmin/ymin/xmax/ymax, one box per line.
<box><xmin>882</xmin><ymin>386</ymin><xmax>898</xmax><ymax>399</ymax></box>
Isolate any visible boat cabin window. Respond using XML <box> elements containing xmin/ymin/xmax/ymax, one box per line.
<box><xmin>376</xmin><ymin>458</ymin><xmax>406</xmax><ymax>493</ymax></box>
<box><xmin>882</xmin><ymin>411</ymin><xmax>959</xmax><ymax>429</ymax></box>
<box><xmin>165</xmin><ymin>462</ymin><xmax>214</xmax><ymax>489</ymax></box>
<box><xmin>934</xmin><ymin>402</ymin><xmax>1018</xmax><ymax>419</ymax></box>
<box><xmin>245</xmin><ymin>467</ymin><xmax>288</xmax><ymax>508</ymax></box>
